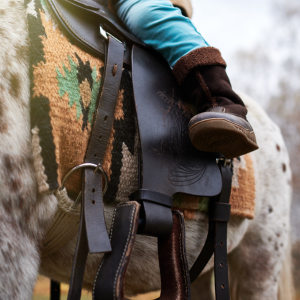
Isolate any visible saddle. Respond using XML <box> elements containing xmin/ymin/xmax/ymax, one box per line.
<box><xmin>46</xmin><ymin>0</ymin><xmax>233</xmax><ymax>299</ymax></box>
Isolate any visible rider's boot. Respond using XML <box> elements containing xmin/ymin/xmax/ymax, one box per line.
<box><xmin>173</xmin><ymin>47</ymin><xmax>258</xmax><ymax>159</ymax></box>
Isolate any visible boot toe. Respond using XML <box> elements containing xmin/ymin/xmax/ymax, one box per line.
<box><xmin>189</xmin><ymin>113</ymin><xmax>258</xmax><ymax>159</ymax></box>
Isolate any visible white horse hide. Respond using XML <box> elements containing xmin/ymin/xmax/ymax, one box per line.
<box><xmin>0</xmin><ymin>1</ymin><xmax>294</xmax><ymax>299</ymax></box>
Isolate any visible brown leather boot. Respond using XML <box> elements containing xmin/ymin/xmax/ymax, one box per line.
<box><xmin>173</xmin><ymin>47</ymin><xmax>258</xmax><ymax>159</ymax></box>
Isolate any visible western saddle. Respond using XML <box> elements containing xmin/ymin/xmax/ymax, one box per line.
<box><xmin>46</xmin><ymin>0</ymin><xmax>233</xmax><ymax>299</ymax></box>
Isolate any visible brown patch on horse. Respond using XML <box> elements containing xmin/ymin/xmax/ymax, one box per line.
<box><xmin>2</xmin><ymin>155</ymin><xmax>30</xmax><ymax>192</ymax></box>
<box><xmin>172</xmin><ymin>208</ymin><xmax>195</xmax><ymax>220</ymax></box>
<box><xmin>9</xmin><ymin>73</ymin><xmax>21</xmax><ymax>98</ymax></box>
<box><xmin>0</xmin><ymin>101</ymin><xmax>5</xmax><ymax>130</ymax></box>
<box><xmin>16</xmin><ymin>44</ymin><xmax>29</xmax><ymax>63</ymax></box>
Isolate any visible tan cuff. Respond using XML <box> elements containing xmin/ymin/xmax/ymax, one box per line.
<box><xmin>172</xmin><ymin>47</ymin><xmax>227</xmax><ymax>85</ymax></box>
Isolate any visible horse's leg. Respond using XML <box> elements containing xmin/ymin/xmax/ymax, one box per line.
<box><xmin>191</xmin><ymin>269</ymin><xmax>214</xmax><ymax>300</ymax></box>
<box><xmin>0</xmin><ymin>1</ymin><xmax>57</xmax><ymax>299</ymax></box>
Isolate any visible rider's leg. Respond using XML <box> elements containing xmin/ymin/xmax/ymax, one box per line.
<box><xmin>112</xmin><ymin>0</ymin><xmax>209</xmax><ymax>67</ymax></box>
<box><xmin>111</xmin><ymin>0</ymin><xmax>258</xmax><ymax>158</ymax></box>
<box><xmin>173</xmin><ymin>49</ymin><xmax>258</xmax><ymax>158</ymax></box>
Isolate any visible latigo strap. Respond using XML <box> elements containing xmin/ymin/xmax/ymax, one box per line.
<box><xmin>66</xmin><ymin>36</ymin><xmax>125</xmax><ymax>300</ymax></box>
<box><xmin>189</xmin><ymin>159</ymin><xmax>232</xmax><ymax>300</ymax></box>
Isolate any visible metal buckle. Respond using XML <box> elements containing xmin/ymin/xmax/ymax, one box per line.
<box><xmin>100</xmin><ymin>26</ymin><xmax>123</xmax><ymax>44</ymax></box>
<box><xmin>59</xmin><ymin>163</ymin><xmax>109</xmax><ymax>208</ymax></box>
<box><xmin>216</xmin><ymin>157</ymin><xmax>232</xmax><ymax>168</ymax></box>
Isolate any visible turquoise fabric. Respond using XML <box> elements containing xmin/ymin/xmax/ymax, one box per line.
<box><xmin>114</xmin><ymin>0</ymin><xmax>209</xmax><ymax>67</ymax></box>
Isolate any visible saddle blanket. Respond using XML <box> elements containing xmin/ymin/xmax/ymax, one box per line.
<box><xmin>25</xmin><ymin>0</ymin><xmax>255</xmax><ymax>232</ymax></box>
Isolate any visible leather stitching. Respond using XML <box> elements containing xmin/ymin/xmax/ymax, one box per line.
<box><xmin>113</xmin><ymin>203</ymin><xmax>136</xmax><ymax>300</ymax></box>
<box><xmin>55</xmin><ymin>1</ymin><xmax>99</xmax><ymax>51</ymax></box>
<box><xmin>92</xmin><ymin>202</ymin><xmax>137</xmax><ymax>300</ymax></box>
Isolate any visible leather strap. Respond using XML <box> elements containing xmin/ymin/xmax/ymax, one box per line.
<box><xmin>129</xmin><ymin>189</ymin><xmax>173</xmax><ymax>208</ymax></box>
<box><xmin>189</xmin><ymin>215</ymin><xmax>215</xmax><ymax>283</ymax></box>
<box><xmin>158</xmin><ymin>211</ymin><xmax>191</xmax><ymax>300</ymax></box>
<box><xmin>67</xmin><ymin>199</ymin><xmax>89</xmax><ymax>300</ymax></box>
<box><xmin>130</xmin><ymin>189</ymin><xmax>174</xmax><ymax>237</ymax></box>
<box><xmin>214</xmin><ymin>163</ymin><xmax>231</xmax><ymax>300</ymax></box>
<box><xmin>47</xmin><ymin>0</ymin><xmax>149</xmax><ymax>67</ymax></box>
<box><xmin>83</xmin><ymin>35</ymin><xmax>124</xmax><ymax>253</ymax></box>
<box><xmin>67</xmin><ymin>35</ymin><xmax>124</xmax><ymax>300</ymax></box>
<box><xmin>93</xmin><ymin>202</ymin><xmax>140</xmax><ymax>300</ymax></box>
<box><xmin>189</xmin><ymin>160</ymin><xmax>232</xmax><ymax>300</ymax></box>
<box><xmin>50</xmin><ymin>280</ymin><xmax>60</xmax><ymax>300</ymax></box>
<box><xmin>93</xmin><ymin>209</ymin><xmax>190</xmax><ymax>300</ymax></box>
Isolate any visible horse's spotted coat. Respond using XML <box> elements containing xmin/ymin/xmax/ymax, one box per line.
<box><xmin>0</xmin><ymin>0</ymin><xmax>294</xmax><ymax>299</ymax></box>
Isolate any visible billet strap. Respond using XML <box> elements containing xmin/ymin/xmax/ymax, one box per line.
<box><xmin>83</xmin><ymin>35</ymin><xmax>124</xmax><ymax>253</ymax></box>
<box><xmin>66</xmin><ymin>35</ymin><xmax>125</xmax><ymax>300</ymax></box>
<box><xmin>213</xmin><ymin>163</ymin><xmax>232</xmax><ymax>300</ymax></box>
<box><xmin>93</xmin><ymin>202</ymin><xmax>140</xmax><ymax>300</ymax></box>
<box><xmin>189</xmin><ymin>160</ymin><xmax>232</xmax><ymax>300</ymax></box>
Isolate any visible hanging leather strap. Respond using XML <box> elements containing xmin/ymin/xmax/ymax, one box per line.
<box><xmin>189</xmin><ymin>160</ymin><xmax>232</xmax><ymax>300</ymax></box>
<box><xmin>93</xmin><ymin>210</ymin><xmax>190</xmax><ymax>300</ymax></box>
<box><xmin>66</xmin><ymin>35</ymin><xmax>125</xmax><ymax>300</ymax></box>
<box><xmin>213</xmin><ymin>163</ymin><xmax>232</xmax><ymax>300</ymax></box>
<box><xmin>93</xmin><ymin>202</ymin><xmax>140</xmax><ymax>300</ymax></box>
<box><xmin>158</xmin><ymin>210</ymin><xmax>191</xmax><ymax>300</ymax></box>
<box><xmin>50</xmin><ymin>280</ymin><xmax>60</xmax><ymax>300</ymax></box>
<box><xmin>83</xmin><ymin>35</ymin><xmax>124</xmax><ymax>253</ymax></box>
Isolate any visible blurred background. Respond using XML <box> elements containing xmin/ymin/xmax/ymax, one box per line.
<box><xmin>34</xmin><ymin>0</ymin><xmax>300</xmax><ymax>298</ymax></box>
<box><xmin>192</xmin><ymin>0</ymin><xmax>300</xmax><ymax>291</ymax></box>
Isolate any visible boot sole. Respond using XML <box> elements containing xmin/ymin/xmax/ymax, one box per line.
<box><xmin>189</xmin><ymin>118</ymin><xmax>259</xmax><ymax>159</ymax></box>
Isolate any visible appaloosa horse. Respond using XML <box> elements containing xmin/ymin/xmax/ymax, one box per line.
<box><xmin>0</xmin><ymin>0</ymin><xmax>295</xmax><ymax>299</ymax></box>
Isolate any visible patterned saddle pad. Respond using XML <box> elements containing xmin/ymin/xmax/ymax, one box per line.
<box><xmin>25</xmin><ymin>0</ymin><xmax>256</xmax><ymax>222</ymax></box>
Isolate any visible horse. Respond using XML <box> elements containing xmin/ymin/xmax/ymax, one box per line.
<box><xmin>0</xmin><ymin>0</ymin><xmax>295</xmax><ymax>299</ymax></box>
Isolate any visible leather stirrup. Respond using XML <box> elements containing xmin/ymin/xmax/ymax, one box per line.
<box><xmin>93</xmin><ymin>209</ymin><xmax>191</xmax><ymax>300</ymax></box>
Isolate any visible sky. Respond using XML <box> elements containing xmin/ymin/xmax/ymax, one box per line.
<box><xmin>191</xmin><ymin>0</ymin><xmax>274</xmax><ymax>77</ymax></box>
